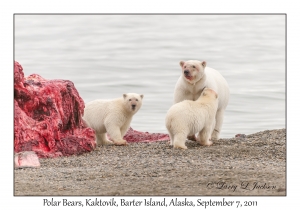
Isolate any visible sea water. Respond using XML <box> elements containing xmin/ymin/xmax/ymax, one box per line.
<box><xmin>14</xmin><ymin>14</ymin><xmax>285</xmax><ymax>138</ymax></box>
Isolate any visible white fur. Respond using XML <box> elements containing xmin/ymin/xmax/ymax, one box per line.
<box><xmin>166</xmin><ymin>88</ymin><xmax>218</xmax><ymax>149</ymax></box>
<box><xmin>174</xmin><ymin>60</ymin><xmax>229</xmax><ymax>140</ymax></box>
<box><xmin>82</xmin><ymin>93</ymin><xmax>143</xmax><ymax>146</ymax></box>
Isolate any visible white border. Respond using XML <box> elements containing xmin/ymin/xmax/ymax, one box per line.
<box><xmin>2</xmin><ymin>0</ymin><xmax>296</xmax><ymax>209</ymax></box>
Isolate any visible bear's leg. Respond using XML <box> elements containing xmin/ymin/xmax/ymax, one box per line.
<box><xmin>165</xmin><ymin>126</ymin><xmax>174</xmax><ymax>146</ymax></box>
<box><xmin>105</xmin><ymin>125</ymin><xmax>127</xmax><ymax>146</ymax></box>
<box><xmin>120</xmin><ymin>122</ymin><xmax>131</xmax><ymax>137</ymax></box>
<box><xmin>211</xmin><ymin>109</ymin><xmax>224</xmax><ymax>140</ymax></box>
<box><xmin>96</xmin><ymin>132</ymin><xmax>114</xmax><ymax>146</ymax></box>
<box><xmin>169</xmin><ymin>132</ymin><xmax>174</xmax><ymax>146</ymax></box>
<box><xmin>198</xmin><ymin>127</ymin><xmax>213</xmax><ymax>146</ymax></box>
<box><xmin>173</xmin><ymin>133</ymin><xmax>188</xmax><ymax>149</ymax></box>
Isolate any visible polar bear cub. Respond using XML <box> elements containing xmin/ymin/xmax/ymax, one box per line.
<box><xmin>83</xmin><ymin>93</ymin><xmax>143</xmax><ymax>146</ymax></box>
<box><xmin>174</xmin><ymin>60</ymin><xmax>229</xmax><ymax>140</ymax></box>
<box><xmin>166</xmin><ymin>88</ymin><xmax>218</xmax><ymax>149</ymax></box>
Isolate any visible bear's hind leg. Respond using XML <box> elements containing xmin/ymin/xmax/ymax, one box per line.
<box><xmin>165</xmin><ymin>126</ymin><xmax>174</xmax><ymax>146</ymax></box>
<box><xmin>198</xmin><ymin>128</ymin><xmax>213</xmax><ymax>146</ymax></box>
<box><xmin>169</xmin><ymin>132</ymin><xmax>175</xmax><ymax>146</ymax></box>
<box><xmin>173</xmin><ymin>133</ymin><xmax>187</xmax><ymax>149</ymax></box>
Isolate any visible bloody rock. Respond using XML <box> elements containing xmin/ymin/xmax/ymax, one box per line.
<box><xmin>14</xmin><ymin>151</ymin><xmax>40</xmax><ymax>168</ymax></box>
<box><xmin>14</xmin><ymin>61</ymin><xmax>96</xmax><ymax>158</ymax></box>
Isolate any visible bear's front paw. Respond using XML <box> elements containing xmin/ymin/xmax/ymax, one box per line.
<box><xmin>199</xmin><ymin>139</ymin><xmax>213</xmax><ymax>146</ymax></box>
<box><xmin>113</xmin><ymin>139</ymin><xmax>128</xmax><ymax>146</ymax></box>
<box><xmin>103</xmin><ymin>139</ymin><xmax>114</xmax><ymax>145</ymax></box>
<box><xmin>173</xmin><ymin>144</ymin><xmax>187</xmax><ymax>149</ymax></box>
<box><xmin>211</xmin><ymin>130</ymin><xmax>220</xmax><ymax>140</ymax></box>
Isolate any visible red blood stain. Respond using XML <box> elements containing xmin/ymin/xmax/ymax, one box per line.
<box><xmin>123</xmin><ymin>127</ymin><xmax>170</xmax><ymax>143</ymax></box>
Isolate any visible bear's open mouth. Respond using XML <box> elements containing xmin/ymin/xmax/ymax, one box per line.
<box><xmin>185</xmin><ymin>75</ymin><xmax>193</xmax><ymax>80</ymax></box>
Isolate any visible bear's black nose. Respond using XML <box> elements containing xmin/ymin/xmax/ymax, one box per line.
<box><xmin>132</xmin><ymin>105</ymin><xmax>136</xmax><ymax>109</ymax></box>
<box><xmin>184</xmin><ymin>70</ymin><xmax>189</xmax><ymax>75</ymax></box>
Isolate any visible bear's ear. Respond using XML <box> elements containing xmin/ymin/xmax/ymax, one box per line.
<box><xmin>140</xmin><ymin>94</ymin><xmax>144</xmax><ymax>99</ymax></box>
<box><xmin>123</xmin><ymin>94</ymin><xmax>127</xmax><ymax>99</ymax></box>
<box><xmin>179</xmin><ymin>61</ymin><xmax>185</xmax><ymax>68</ymax></box>
<box><xmin>201</xmin><ymin>61</ymin><xmax>207</xmax><ymax>68</ymax></box>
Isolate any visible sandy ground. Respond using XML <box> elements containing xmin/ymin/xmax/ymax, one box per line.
<box><xmin>14</xmin><ymin>128</ymin><xmax>286</xmax><ymax>196</ymax></box>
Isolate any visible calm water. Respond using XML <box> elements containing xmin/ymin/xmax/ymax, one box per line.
<box><xmin>14</xmin><ymin>15</ymin><xmax>285</xmax><ymax>138</ymax></box>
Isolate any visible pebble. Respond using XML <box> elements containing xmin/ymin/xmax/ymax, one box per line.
<box><xmin>14</xmin><ymin>128</ymin><xmax>286</xmax><ymax>196</ymax></box>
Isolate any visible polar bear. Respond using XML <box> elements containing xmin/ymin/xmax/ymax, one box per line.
<box><xmin>166</xmin><ymin>88</ymin><xmax>218</xmax><ymax>149</ymax></box>
<box><xmin>82</xmin><ymin>93</ymin><xmax>143</xmax><ymax>146</ymax></box>
<box><xmin>174</xmin><ymin>60</ymin><xmax>229</xmax><ymax>140</ymax></box>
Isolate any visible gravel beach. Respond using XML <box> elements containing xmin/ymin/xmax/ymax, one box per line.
<box><xmin>14</xmin><ymin>128</ymin><xmax>286</xmax><ymax>196</ymax></box>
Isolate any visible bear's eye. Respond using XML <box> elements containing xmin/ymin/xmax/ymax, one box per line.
<box><xmin>129</xmin><ymin>99</ymin><xmax>132</xmax><ymax>101</ymax></box>
<box><xmin>184</xmin><ymin>66</ymin><xmax>186</xmax><ymax>68</ymax></box>
<box><xmin>192</xmin><ymin>65</ymin><xmax>195</xmax><ymax>68</ymax></box>
<box><xmin>136</xmin><ymin>99</ymin><xmax>139</xmax><ymax>101</ymax></box>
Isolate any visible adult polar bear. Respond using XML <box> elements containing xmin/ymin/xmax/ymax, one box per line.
<box><xmin>174</xmin><ymin>60</ymin><xmax>229</xmax><ymax>140</ymax></box>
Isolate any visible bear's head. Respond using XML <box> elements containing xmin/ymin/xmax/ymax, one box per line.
<box><xmin>122</xmin><ymin>93</ymin><xmax>144</xmax><ymax>114</ymax></box>
<box><xmin>199</xmin><ymin>88</ymin><xmax>218</xmax><ymax>103</ymax></box>
<box><xmin>179</xmin><ymin>60</ymin><xmax>206</xmax><ymax>84</ymax></box>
